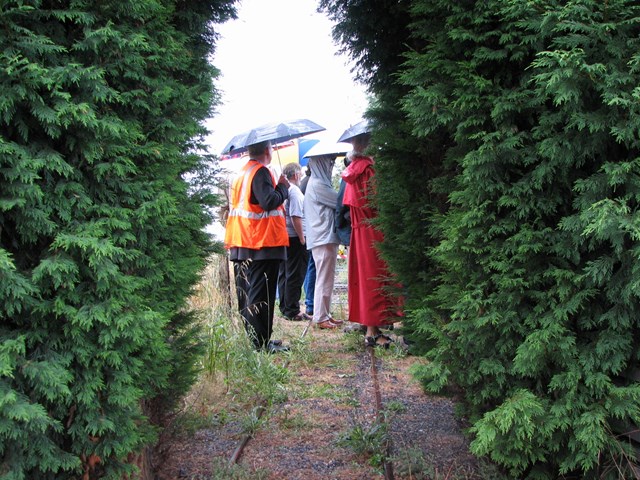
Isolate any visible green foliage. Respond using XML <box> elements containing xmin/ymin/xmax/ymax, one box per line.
<box><xmin>0</xmin><ymin>0</ymin><xmax>237</xmax><ymax>477</ymax></box>
<box><xmin>337</xmin><ymin>417</ymin><xmax>389</xmax><ymax>467</ymax></box>
<box><xmin>208</xmin><ymin>457</ymin><xmax>270</xmax><ymax>480</ymax></box>
<box><xmin>324</xmin><ymin>0</ymin><xmax>640</xmax><ymax>478</ymax></box>
<box><xmin>407</xmin><ymin>0</ymin><xmax>640</xmax><ymax>477</ymax></box>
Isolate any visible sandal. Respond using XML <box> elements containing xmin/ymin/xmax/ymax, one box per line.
<box><xmin>364</xmin><ymin>336</ymin><xmax>376</xmax><ymax>348</ymax></box>
<box><xmin>374</xmin><ymin>334</ymin><xmax>393</xmax><ymax>349</ymax></box>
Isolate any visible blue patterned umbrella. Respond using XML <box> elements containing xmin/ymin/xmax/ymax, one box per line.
<box><xmin>221</xmin><ymin>118</ymin><xmax>325</xmax><ymax>155</ymax></box>
<box><xmin>297</xmin><ymin>138</ymin><xmax>320</xmax><ymax>167</ymax></box>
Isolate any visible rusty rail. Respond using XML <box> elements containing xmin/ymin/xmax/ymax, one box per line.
<box><xmin>228</xmin><ymin>320</ymin><xmax>395</xmax><ymax>480</ymax></box>
<box><xmin>369</xmin><ymin>346</ymin><xmax>395</xmax><ymax>480</ymax></box>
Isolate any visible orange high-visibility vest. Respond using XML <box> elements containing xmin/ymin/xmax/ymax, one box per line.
<box><xmin>224</xmin><ymin>160</ymin><xmax>289</xmax><ymax>249</ymax></box>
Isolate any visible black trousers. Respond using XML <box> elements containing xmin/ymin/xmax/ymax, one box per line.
<box><xmin>278</xmin><ymin>237</ymin><xmax>309</xmax><ymax>318</ymax></box>
<box><xmin>234</xmin><ymin>259</ymin><xmax>280</xmax><ymax>349</ymax></box>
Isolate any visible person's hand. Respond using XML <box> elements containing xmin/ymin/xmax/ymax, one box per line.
<box><xmin>278</xmin><ymin>174</ymin><xmax>290</xmax><ymax>188</ymax></box>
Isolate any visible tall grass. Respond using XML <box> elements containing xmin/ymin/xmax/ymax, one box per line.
<box><xmin>182</xmin><ymin>254</ymin><xmax>292</xmax><ymax>423</ymax></box>
<box><xmin>188</xmin><ymin>253</ymin><xmax>243</xmax><ymax>382</ymax></box>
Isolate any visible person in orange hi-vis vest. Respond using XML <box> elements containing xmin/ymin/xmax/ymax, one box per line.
<box><xmin>224</xmin><ymin>140</ymin><xmax>291</xmax><ymax>353</ymax></box>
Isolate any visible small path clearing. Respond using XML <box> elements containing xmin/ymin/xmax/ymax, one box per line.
<box><xmin>155</xmin><ymin>318</ymin><xmax>482</xmax><ymax>479</ymax></box>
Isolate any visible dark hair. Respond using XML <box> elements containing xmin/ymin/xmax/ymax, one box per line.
<box><xmin>247</xmin><ymin>140</ymin><xmax>271</xmax><ymax>157</ymax></box>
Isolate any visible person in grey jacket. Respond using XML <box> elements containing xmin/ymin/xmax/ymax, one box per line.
<box><xmin>304</xmin><ymin>151</ymin><xmax>344</xmax><ymax>329</ymax></box>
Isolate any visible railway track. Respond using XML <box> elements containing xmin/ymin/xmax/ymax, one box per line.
<box><xmin>227</xmin><ymin>317</ymin><xmax>396</xmax><ymax>480</ymax></box>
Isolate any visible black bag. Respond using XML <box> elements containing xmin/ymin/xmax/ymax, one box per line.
<box><xmin>335</xmin><ymin>179</ymin><xmax>351</xmax><ymax>246</ymax></box>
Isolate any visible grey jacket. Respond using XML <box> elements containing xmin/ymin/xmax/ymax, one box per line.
<box><xmin>304</xmin><ymin>155</ymin><xmax>340</xmax><ymax>249</ymax></box>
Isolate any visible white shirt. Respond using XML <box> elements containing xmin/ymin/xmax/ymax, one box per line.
<box><xmin>285</xmin><ymin>183</ymin><xmax>304</xmax><ymax>238</ymax></box>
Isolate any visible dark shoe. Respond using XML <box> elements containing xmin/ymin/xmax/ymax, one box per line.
<box><xmin>266</xmin><ymin>340</ymin><xmax>290</xmax><ymax>354</ymax></box>
<box><xmin>315</xmin><ymin>319</ymin><xmax>339</xmax><ymax>330</ymax></box>
<box><xmin>301</xmin><ymin>312</ymin><xmax>313</xmax><ymax>320</ymax></box>
<box><xmin>285</xmin><ymin>313</ymin><xmax>306</xmax><ymax>321</ymax></box>
<box><xmin>253</xmin><ymin>339</ymin><xmax>282</xmax><ymax>352</ymax></box>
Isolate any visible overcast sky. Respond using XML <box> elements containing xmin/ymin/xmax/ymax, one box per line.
<box><xmin>204</xmin><ymin>0</ymin><xmax>369</xmax><ymax>156</ymax></box>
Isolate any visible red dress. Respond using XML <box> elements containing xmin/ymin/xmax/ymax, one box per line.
<box><xmin>342</xmin><ymin>154</ymin><xmax>401</xmax><ymax>327</ymax></box>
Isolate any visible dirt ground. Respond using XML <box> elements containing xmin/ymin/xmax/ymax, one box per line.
<box><xmin>154</xmin><ymin>319</ymin><xmax>485</xmax><ymax>480</ymax></box>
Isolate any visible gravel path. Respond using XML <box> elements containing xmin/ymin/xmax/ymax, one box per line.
<box><xmin>154</xmin><ymin>318</ymin><xmax>482</xmax><ymax>479</ymax></box>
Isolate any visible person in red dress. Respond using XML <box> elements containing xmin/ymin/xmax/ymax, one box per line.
<box><xmin>341</xmin><ymin>132</ymin><xmax>402</xmax><ymax>348</ymax></box>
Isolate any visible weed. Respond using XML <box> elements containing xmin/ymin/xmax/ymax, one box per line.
<box><xmin>279</xmin><ymin>409</ymin><xmax>313</xmax><ymax>431</ymax></box>
<box><xmin>201</xmin><ymin>311</ymin><xmax>242</xmax><ymax>381</ymax></box>
<box><xmin>392</xmin><ymin>447</ymin><xmax>493</xmax><ymax>480</ymax></box>
<box><xmin>337</xmin><ymin>418</ymin><xmax>389</xmax><ymax>466</ymax></box>
<box><xmin>169</xmin><ymin>410</ymin><xmax>215</xmax><ymax>437</ymax></box>
<box><xmin>208</xmin><ymin>457</ymin><xmax>270</xmax><ymax>480</ymax></box>
<box><xmin>392</xmin><ymin>446</ymin><xmax>430</xmax><ymax>479</ymax></box>
<box><xmin>190</xmin><ymin>255</ymin><xmax>246</xmax><ymax>383</ymax></box>
<box><xmin>384</xmin><ymin>400</ymin><xmax>407</xmax><ymax>414</ymax></box>
<box><xmin>344</xmin><ymin>397</ymin><xmax>361</xmax><ymax>408</ymax></box>
<box><xmin>240</xmin><ymin>405</ymin><xmax>267</xmax><ymax>435</ymax></box>
<box><xmin>237</xmin><ymin>350</ymin><xmax>290</xmax><ymax>402</ymax></box>
<box><xmin>377</xmin><ymin>339</ymin><xmax>408</xmax><ymax>359</ymax></box>
<box><xmin>174</xmin><ymin>253</ymin><xmax>490</xmax><ymax>479</ymax></box>
<box><xmin>294</xmin><ymin>382</ymin><xmax>353</xmax><ymax>404</ymax></box>
<box><xmin>342</xmin><ymin>330</ymin><xmax>366</xmax><ymax>352</ymax></box>
<box><xmin>297</xmin><ymin>383</ymin><xmax>334</xmax><ymax>400</ymax></box>
<box><xmin>285</xmin><ymin>335</ymin><xmax>316</xmax><ymax>366</ymax></box>
<box><xmin>391</xmin><ymin>447</ymin><xmax>508</xmax><ymax>480</ymax></box>
<box><xmin>326</xmin><ymin>357</ymin><xmax>351</xmax><ymax>369</ymax></box>
<box><xmin>209</xmin><ymin>409</ymin><xmax>232</xmax><ymax>427</ymax></box>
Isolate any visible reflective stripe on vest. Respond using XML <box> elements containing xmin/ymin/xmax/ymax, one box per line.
<box><xmin>224</xmin><ymin>160</ymin><xmax>288</xmax><ymax>249</ymax></box>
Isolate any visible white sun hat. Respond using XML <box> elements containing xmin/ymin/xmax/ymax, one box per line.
<box><xmin>303</xmin><ymin>141</ymin><xmax>352</xmax><ymax>159</ymax></box>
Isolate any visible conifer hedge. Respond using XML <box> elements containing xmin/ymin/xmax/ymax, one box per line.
<box><xmin>323</xmin><ymin>0</ymin><xmax>640</xmax><ymax>477</ymax></box>
<box><xmin>1</xmin><ymin>1</ymin><xmax>235</xmax><ymax>478</ymax></box>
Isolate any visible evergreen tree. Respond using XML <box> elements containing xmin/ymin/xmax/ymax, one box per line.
<box><xmin>400</xmin><ymin>1</ymin><xmax>640</xmax><ymax>476</ymax></box>
<box><xmin>0</xmin><ymin>1</ymin><xmax>236</xmax><ymax>478</ymax></box>
<box><xmin>324</xmin><ymin>0</ymin><xmax>640</xmax><ymax>477</ymax></box>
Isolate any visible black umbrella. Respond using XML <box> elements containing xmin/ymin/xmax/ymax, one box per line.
<box><xmin>221</xmin><ymin>118</ymin><xmax>326</xmax><ymax>155</ymax></box>
<box><xmin>337</xmin><ymin>119</ymin><xmax>370</xmax><ymax>143</ymax></box>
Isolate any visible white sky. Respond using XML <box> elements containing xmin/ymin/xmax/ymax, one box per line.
<box><xmin>204</xmin><ymin>0</ymin><xmax>369</xmax><ymax>156</ymax></box>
